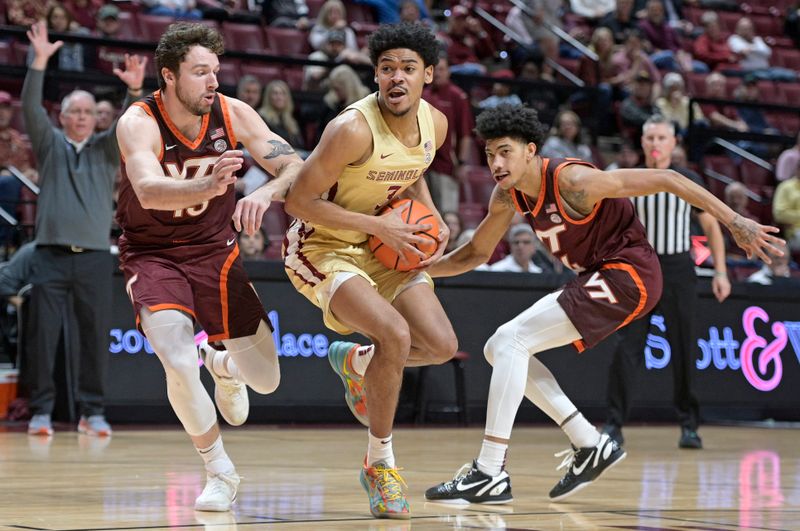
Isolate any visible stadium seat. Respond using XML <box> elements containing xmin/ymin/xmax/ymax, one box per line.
<box><xmin>750</xmin><ymin>14</ymin><xmax>780</xmax><ymax>37</ymax></box>
<box><xmin>116</xmin><ymin>12</ymin><xmax>139</xmax><ymax>40</ymax></box>
<box><xmin>240</xmin><ymin>63</ymin><xmax>284</xmax><ymax>86</ymax></box>
<box><xmin>343</xmin><ymin>1</ymin><xmax>376</xmax><ymax>23</ymax></box>
<box><xmin>704</xmin><ymin>155</ymin><xmax>739</xmax><ymax>182</ymax></box>
<box><xmin>756</xmin><ymin>80</ymin><xmax>781</xmax><ymax>104</ymax></box>
<box><xmin>216</xmin><ymin>61</ymin><xmax>241</xmax><ymax>87</ymax></box>
<box><xmin>264</xmin><ymin>26</ymin><xmax>311</xmax><ymax>57</ymax></box>
<box><xmin>10</xmin><ymin>100</ymin><xmax>24</xmax><ymax>133</ymax></box>
<box><xmin>262</xmin><ymin>202</ymin><xmax>290</xmax><ymax>238</ymax></box>
<box><xmin>222</xmin><ymin>21</ymin><xmax>266</xmax><ymax>52</ymax></box>
<box><xmin>458</xmin><ymin>165</ymin><xmax>494</xmax><ymax>205</ymax></box>
<box><xmin>685</xmin><ymin>71</ymin><xmax>708</xmax><ymax>97</ymax></box>
<box><xmin>138</xmin><ymin>15</ymin><xmax>175</xmax><ymax>42</ymax></box>
<box><xmin>283</xmin><ymin>66</ymin><xmax>305</xmax><ymax>91</ymax></box>
<box><xmin>11</xmin><ymin>41</ymin><xmax>29</xmax><ymax>66</ymax></box>
<box><xmin>739</xmin><ymin>161</ymin><xmax>774</xmax><ymax>188</ymax></box>
<box><xmin>718</xmin><ymin>11</ymin><xmax>740</xmax><ymax>32</ymax></box>
<box><xmin>0</xmin><ymin>42</ymin><xmax>11</xmax><ymax>67</ymax></box>
<box><xmin>778</xmin><ymin>83</ymin><xmax>800</xmax><ymax>105</ymax></box>
<box><xmin>772</xmin><ymin>48</ymin><xmax>800</xmax><ymax>70</ymax></box>
<box><xmin>413</xmin><ymin>350</ymin><xmax>469</xmax><ymax>425</ymax></box>
<box><xmin>458</xmin><ymin>202</ymin><xmax>487</xmax><ymax>228</ymax></box>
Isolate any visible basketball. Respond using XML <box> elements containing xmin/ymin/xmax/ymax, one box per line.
<box><xmin>368</xmin><ymin>198</ymin><xmax>440</xmax><ymax>271</ymax></box>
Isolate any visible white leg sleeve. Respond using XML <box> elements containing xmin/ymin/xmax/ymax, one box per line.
<box><xmin>483</xmin><ymin>291</ymin><xmax>582</xmax><ymax>439</ymax></box>
<box><xmin>141</xmin><ymin>309</ymin><xmax>217</xmax><ymax>437</ymax></box>
<box><xmin>221</xmin><ymin>320</ymin><xmax>280</xmax><ymax>395</ymax></box>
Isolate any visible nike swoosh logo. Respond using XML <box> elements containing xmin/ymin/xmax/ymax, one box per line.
<box><xmin>572</xmin><ymin>451</ymin><xmax>593</xmax><ymax>475</ymax></box>
<box><xmin>226</xmin><ymin>238</ymin><xmax>236</xmax><ymax>246</ymax></box>
<box><xmin>455</xmin><ymin>478</ymin><xmax>488</xmax><ymax>491</ymax></box>
<box><xmin>380</xmin><ymin>153</ymin><xmax>393</xmax><ymax>159</ymax></box>
<box><xmin>165</xmin><ymin>144</ymin><xmax>177</xmax><ymax>150</ymax></box>
<box><xmin>380</xmin><ymin>439</ymin><xmax>391</xmax><ymax>445</ymax></box>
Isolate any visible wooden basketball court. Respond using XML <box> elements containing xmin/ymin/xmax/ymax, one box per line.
<box><xmin>1</xmin><ymin>425</ymin><xmax>797</xmax><ymax>530</ymax></box>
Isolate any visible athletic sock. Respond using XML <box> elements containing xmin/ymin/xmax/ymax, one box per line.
<box><xmin>197</xmin><ymin>435</ymin><xmax>235</xmax><ymax>475</ymax></box>
<box><xmin>367</xmin><ymin>431</ymin><xmax>395</xmax><ymax>468</ymax></box>
<box><xmin>561</xmin><ymin>411</ymin><xmax>601</xmax><ymax>449</ymax></box>
<box><xmin>476</xmin><ymin>439</ymin><xmax>507</xmax><ymax>477</ymax></box>
<box><xmin>351</xmin><ymin>345</ymin><xmax>374</xmax><ymax>377</ymax></box>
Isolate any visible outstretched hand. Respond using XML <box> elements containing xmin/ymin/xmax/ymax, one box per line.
<box><xmin>27</xmin><ymin>21</ymin><xmax>63</xmax><ymax>62</ymax></box>
<box><xmin>233</xmin><ymin>185</ymin><xmax>272</xmax><ymax>235</ymax></box>
<box><xmin>729</xmin><ymin>215</ymin><xmax>786</xmax><ymax>264</ymax></box>
<box><xmin>113</xmin><ymin>54</ymin><xmax>147</xmax><ymax>91</ymax></box>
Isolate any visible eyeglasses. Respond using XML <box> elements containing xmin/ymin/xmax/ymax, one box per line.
<box><xmin>511</xmin><ymin>239</ymin><xmax>534</xmax><ymax>245</ymax></box>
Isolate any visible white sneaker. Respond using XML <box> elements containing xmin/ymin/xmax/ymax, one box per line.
<box><xmin>198</xmin><ymin>339</ymin><xmax>249</xmax><ymax>426</ymax></box>
<box><xmin>194</xmin><ymin>471</ymin><xmax>240</xmax><ymax>512</ymax></box>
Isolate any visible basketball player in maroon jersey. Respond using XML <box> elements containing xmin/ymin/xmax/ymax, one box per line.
<box><xmin>115</xmin><ymin>23</ymin><xmax>302</xmax><ymax>512</ymax></box>
<box><xmin>425</xmin><ymin>105</ymin><xmax>783</xmax><ymax>504</ymax></box>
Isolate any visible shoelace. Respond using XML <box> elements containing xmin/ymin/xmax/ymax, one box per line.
<box><xmin>204</xmin><ymin>473</ymin><xmax>238</xmax><ymax>498</ymax></box>
<box><xmin>554</xmin><ymin>447</ymin><xmax>577</xmax><ymax>472</ymax></box>
<box><xmin>371</xmin><ymin>466</ymin><xmax>407</xmax><ymax>503</ymax></box>
<box><xmin>441</xmin><ymin>463</ymin><xmax>473</xmax><ymax>490</ymax></box>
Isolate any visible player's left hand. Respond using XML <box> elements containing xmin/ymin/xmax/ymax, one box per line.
<box><xmin>113</xmin><ymin>54</ymin><xmax>147</xmax><ymax>92</ymax></box>
<box><xmin>711</xmin><ymin>273</ymin><xmax>731</xmax><ymax>303</ymax></box>
<box><xmin>729</xmin><ymin>215</ymin><xmax>785</xmax><ymax>264</ymax></box>
<box><xmin>233</xmin><ymin>185</ymin><xmax>271</xmax><ymax>235</ymax></box>
<box><xmin>415</xmin><ymin>221</ymin><xmax>450</xmax><ymax>269</ymax></box>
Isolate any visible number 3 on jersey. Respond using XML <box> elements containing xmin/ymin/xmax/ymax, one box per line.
<box><xmin>584</xmin><ymin>272</ymin><xmax>618</xmax><ymax>304</ymax></box>
<box><xmin>164</xmin><ymin>156</ymin><xmax>216</xmax><ymax>218</ymax></box>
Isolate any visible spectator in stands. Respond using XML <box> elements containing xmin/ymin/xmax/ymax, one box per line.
<box><xmin>569</xmin><ymin>0</ymin><xmax>614</xmax><ymax>21</ymax></box>
<box><xmin>478</xmin><ymin>70</ymin><xmax>522</xmax><ymax>109</ymax></box>
<box><xmin>94</xmin><ymin>4</ymin><xmax>121</xmax><ymax>38</ymax></box>
<box><xmin>578</xmin><ymin>27</ymin><xmax>621</xmax><ymax>100</ymax></box>
<box><xmin>94</xmin><ymin>100</ymin><xmax>116</xmax><ymax>132</ymax></box>
<box><xmin>620</xmin><ymin>70</ymin><xmax>658</xmax><ymax>133</ymax></box>
<box><xmin>236</xmin><ymin>75</ymin><xmax>263</xmax><ymax>111</ymax></box>
<box><xmin>701</xmin><ymin>72</ymin><xmax>747</xmax><ymax>131</ymax></box>
<box><xmin>422</xmin><ymin>54</ymin><xmax>475</xmax><ymax>213</ymax></box>
<box><xmin>353</xmin><ymin>0</ymin><xmax>429</xmax><ymax>24</ymax></box>
<box><xmin>773</xmin><ymin>168</ymin><xmax>800</xmax><ymax>251</ymax></box>
<box><xmin>304</xmin><ymin>28</ymin><xmax>371</xmax><ymax>91</ymax></box>
<box><xmin>92</xmin><ymin>5</ymin><xmax>127</xmax><ymax>76</ymax></box>
<box><xmin>611</xmin><ymin>29</ymin><xmax>660</xmax><ymax>95</ymax></box>
<box><xmin>7</xmin><ymin>0</ymin><xmax>52</xmax><ymax>27</ymax></box>
<box><xmin>692</xmin><ymin>11</ymin><xmax>736</xmax><ymax>72</ymax></box>
<box><xmin>504</xmin><ymin>0</ymin><xmax>563</xmax><ymax>45</ymax></box>
<box><xmin>263</xmin><ymin>0</ymin><xmax>310</xmax><ymax>29</ymax></box>
<box><xmin>727</xmin><ymin>18</ymin><xmax>796</xmax><ymax>81</ymax></box>
<box><xmin>734</xmin><ymin>75</ymin><xmax>778</xmax><ymax>135</ymax></box>
<box><xmin>480</xmin><ymin>224</ymin><xmax>543</xmax><ymax>273</ymax></box>
<box><xmin>143</xmin><ymin>0</ymin><xmax>202</xmax><ymax>20</ymax></box>
<box><xmin>639</xmin><ymin>0</ymin><xmax>707</xmax><ymax>73</ymax></box>
<box><xmin>514</xmin><ymin>54</ymin><xmax>558</xmax><ymax>126</ymax></box>
<box><xmin>786</xmin><ymin>1</ymin><xmax>800</xmax><ymax>48</ymax></box>
<box><xmin>309</xmin><ymin>0</ymin><xmax>358</xmax><ymax>52</ymax></box>
<box><xmin>656</xmin><ymin>72</ymin><xmax>704</xmax><ymax>137</ymax></box>
<box><xmin>314</xmin><ymin>64</ymin><xmax>370</xmax><ymax>142</ymax></box>
<box><xmin>599</xmin><ymin>0</ymin><xmax>637</xmax><ymax>44</ymax></box>
<box><xmin>724</xmin><ymin>182</ymin><xmax>755</xmax><ymax>220</ymax></box>
<box><xmin>238</xmin><ymin>227</ymin><xmax>268</xmax><ymax>261</ymax></box>
<box><xmin>62</xmin><ymin>0</ymin><xmax>102</xmax><ymax>31</ymax></box>
<box><xmin>443</xmin><ymin>4</ymin><xmax>495</xmax><ymax>75</ymax></box>
<box><xmin>30</xmin><ymin>3</ymin><xmax>90</xmax><ymax>72</ymax></box>
<box><xmin>0</xmin><ymin>91</ymin><xmax>37</xmax><ymax>185</ymax></box>
<box><xmin>605</xmin><ymin>140</ymin><xmax>640</xmax><ymax>170</ymax></box>
<box><xmin>535</xmin><ymin>33</ymin><xmax>559</xmax><ymax>82</ymax></box>
<box><xmin>776</xmin><ymin>132</ymin><xmax>800</xmax><ymax>183</ymax></box>
<box><xmin>747</xmin><ymin>242</ymin><xmax>799</xmax><ymax>286</ymax></box>
<box><xmin>258</xmin><ymin>80</ymin><xmax>306</xmax><ymax>155</ymax></box>
<box><xmin>22</xmin><ymin>21</ymin><xmax>145</xmax><ymax>437</ymax></box>
<box><xmin>443</xmin><ymin>211</ymin><xmax>463</xmax><ymax>253</ymax></box>
<box><xmin>540</xmin><ymin>110</ymin><xmax>593</xmax><ymax>162</ymax></box>
<box><xmin>398</xmin><ymin>0</ymin><xmax>432</xmax><ymax>26</ymax></box>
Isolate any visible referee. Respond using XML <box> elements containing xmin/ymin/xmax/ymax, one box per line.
<box><xmin>603</xmin><ymin>115</ymin><xmax>731</xmax><ymax>449</ymax></box>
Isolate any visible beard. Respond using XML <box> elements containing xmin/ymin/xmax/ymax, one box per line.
<box><xmin>176</xmin><ymin>82</ymin><xmax>211</xmax><ymax>116</ymax></box>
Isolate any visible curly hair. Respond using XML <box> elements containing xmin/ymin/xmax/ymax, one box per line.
<box><xmin>367</xmin><ymin>22</ymin><xmax>440</xmax><ymax>67</ymax></box>
<box><xmin>155</xmin><ymin>22</ymin><xmax>225</xmax><ymax>89</ymax></box>
<box><xmin>475</xmin><ymin>105</ymin><xmax>548</xmax><ymax>146</ymax></box>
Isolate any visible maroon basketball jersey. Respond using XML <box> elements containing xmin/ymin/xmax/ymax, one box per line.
<box><xmin>117</xmin><ymin>90</ymin><xmax>237</xmax><ymax>251</ymax></box>
<box><xmin>511</xmin><ymin>158</ymin><xmax>651</xmax><ymax>272</ymax></box>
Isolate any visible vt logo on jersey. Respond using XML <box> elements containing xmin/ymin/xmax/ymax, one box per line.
<box><xmin>163</xmin><ymin>155</ymin><xmax>217</xmax><ymax>218</ymax></box>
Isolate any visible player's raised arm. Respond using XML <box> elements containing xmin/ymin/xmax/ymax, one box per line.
<box><xmin>284</xmin><ymin>110</ymin><xmax>432</xmax><ymax>253</ymax></box>
<box><xmin>560</xmin><ymin>164</ymin><xmax>785</xmax><ymax>263</ymax></box>
<box><xmin>427</xmin><ymin>185</ymin><xmax>516</xmax><ymax>278</ymax></box>
<box><xmin>117</xmin><ymin>106</ymin><xmax>239</xmax><ymax>210</ymax></box>
<box><xmin>226</xmin><ymin>97</ymin><xmax>303</xmax><ymax>234</ymax></box>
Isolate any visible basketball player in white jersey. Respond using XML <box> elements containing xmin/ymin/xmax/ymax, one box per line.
<box><xmin>283</xmin><ymin>23</ymin><xmax>455</xmax><ymax>519</ymax></box>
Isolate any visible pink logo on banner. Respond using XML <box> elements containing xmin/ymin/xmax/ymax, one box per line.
<box><xmin>740</xmin><ymin>306</ymin><xmax>788</xmax><ymax>392</ymax></box>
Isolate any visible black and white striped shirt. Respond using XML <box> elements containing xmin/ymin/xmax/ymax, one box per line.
<box><xmin>632</xmin><ymin>165</ymin><xmax>705</xmax><ymax>256</ymax></box>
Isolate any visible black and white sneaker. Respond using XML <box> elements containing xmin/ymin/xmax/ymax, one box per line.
<box><xmin>425</xmin><ymin>460</ymin><xmax>513</xmax><ymax>505</ymax></box>
<box><xmin>548</xmin><ymin>433</ymin><xmax>626</xmax><ymax>501</ymax></box>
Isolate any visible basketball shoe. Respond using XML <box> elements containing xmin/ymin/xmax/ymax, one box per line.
<box><xmin>548</xmin><ymin>433</ymin><xmax>626</xmax><ymax>501</ymax></box>
<box><xmin>425</xmin><ymin>460</ymin><xmax>513</xmax><ymax>505</ymax></box>
<box><xmin>328</xmin><ymin>341</ymin><xmax>368</xmax><ymax>426</ymax></box>
<box><xmin>78</xmin><ymin>415</ymin><xmax>112</xmax><ymax>437</ymax></box>
<box><xmin>195</xmin><ymin>470</ymin><xmax>240</xmax><ymax>512</ymax></box>
<box><xmin>27</xmin><ymin>414</ymin><xmax>53</xmax><ymax>436</ymax></box>
<box><xmin>198</xmin><ymin>339</ymin><xmax>249</xmax><ymax>426</ymax></box>
<box><xmin>360</xmin><ymin>458</ymin><xmax>410</xmax><ymax>519</ymax></box>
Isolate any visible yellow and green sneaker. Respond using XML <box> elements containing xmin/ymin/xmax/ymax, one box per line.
<box><xmin>359</xmin><ymin>459</ymin><xmax>411</xmax><ymax>519</ymax></box>
<box><xmin>328</xmin><ymin>341</ymin><xmax>368</xmax><ymax>426</ymax></box>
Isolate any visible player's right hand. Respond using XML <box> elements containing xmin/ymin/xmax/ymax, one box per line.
<box><xmin>374</xmin><ymin>205</ymin><xmax>432</xmax><ymax>260</ymax></box>
<box><xmin>209</xmin><ymin>150</ymin><xmax>243</xmax><ymax>197</ymax></box>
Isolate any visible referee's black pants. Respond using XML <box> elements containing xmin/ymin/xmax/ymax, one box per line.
<box><xmin>605</xmin><ymin>252</ymin><xmax>700</xmax><ymax>431</ymax></box>
<box><xmin>27</xmin><ymin>246</ymin><xmax>112</xmax><ymax>418</ymax></box>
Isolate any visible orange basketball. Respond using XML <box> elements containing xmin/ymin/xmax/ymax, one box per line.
<box><xmin>368</xmin><ymin>198</ymin><xmax>440</xmax><ymax>271</ymax></box>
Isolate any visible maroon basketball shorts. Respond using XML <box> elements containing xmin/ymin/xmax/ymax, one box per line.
<box><xmin>558</xmin><ymin>254</ymin><xmax>662</xmax><ymax>352</ymax></box>
<box><xmin>121</xmin><ymin>243</ymin><xmax>269</xmax><ymax>342</ymax></box>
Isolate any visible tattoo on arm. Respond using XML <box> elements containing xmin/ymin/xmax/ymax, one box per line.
<box><xmin>730</xmin><ymin>215</ymin><xmax>756</xmax><ymax>246</ymax></box>
<box><xmin>495</xmin><ymin>187</ymin><xmax>514</xmax><ymax>208</ymax></box>
<box><xmin>264</xmin><ymin>140</ymin><xmax>296</xmax><ymax>160</ymax></box>
<box><xmin>561</xmin><ymin>188</ymin><xmax>591</xmax><ymax>215</ymax></box>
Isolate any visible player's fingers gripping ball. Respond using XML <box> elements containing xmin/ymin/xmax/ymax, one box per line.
<box><xmin>369</xmin><ymin>198</ymin><xmax>440</xmax><ymax>271</ymax></box>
